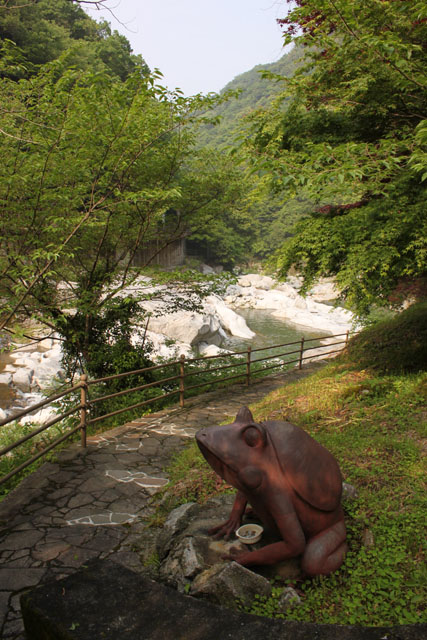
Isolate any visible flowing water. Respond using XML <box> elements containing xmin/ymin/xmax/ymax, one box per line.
<box><xmin>224</xmin><ymin>308</ymin><xmax>329</xmax><ymax>361</ymax></box>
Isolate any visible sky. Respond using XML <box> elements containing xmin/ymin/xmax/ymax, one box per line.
<box><xmin>84</xmin><ymin>0</ymin><xmax>287</xmax><ymax>96</ymax></box>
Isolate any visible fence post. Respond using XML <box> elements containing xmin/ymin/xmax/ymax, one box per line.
<box><xmin>345</xmin><ymin>330</ymin><xmax>350</xmax><ymax>348</ymax></box>
<box><xmin>298</xmin><ymin>336</ymin><xmax>305</xmax><ymax>370</ymax></box>
<box><xmin>246</xmin><ymin>346</ymin><xmax>252</xmax><ymax>386</ymax></box>
<box><xmin>80</xmin><ymin>373</ymin><xmax>88</xmax><ymax>448</ymax></box>
<box><xmin>179</xmin><ymin>354</ymin><xmax>185</xmax><ymax>408</ymax></box>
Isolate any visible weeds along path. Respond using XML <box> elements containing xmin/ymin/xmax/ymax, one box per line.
<box><xmin>0</xmin><ymin>363</ymin><xmax>325</xmax><ymax>640</ymax></box>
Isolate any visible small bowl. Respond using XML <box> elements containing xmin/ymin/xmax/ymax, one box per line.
<box><xmin>235</xmin><ymin>524</ymin><xmax>263</xmax><ymax>544</ymax></box>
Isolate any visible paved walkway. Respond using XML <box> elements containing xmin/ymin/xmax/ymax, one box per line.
<box><xmin>0</xmin><ymin>365</ymin><xmax>322</xmax><ymax>639</ymax></box>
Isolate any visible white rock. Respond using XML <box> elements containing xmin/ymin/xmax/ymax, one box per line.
<box><xmin>32</xmin><ymin>362</ymin><xmax>64</xmax><ymax>388</ymax></box>
<box><xmin>225</xmin><ymin>284</ymin><xmax>242</xmax><ymax>297</ymax></box>
<box><xmin>0</xmin><ymin>407</ymin><xmax>7</xmax><ymax>421</ymax></box>
<box><xmin>144</xmin><ymin>331</ymin><xmax>192</xmax><ymax>361</ymax></box>
<box><xmin>148</xmin><ymin>310</ymin><xmax>225</xmax><ymax>347</ymax></box>
<box><xmin>9</xmin><ymin>354</ymin><xmax>35</xmax><ymax>368</ymax></box>
<box><xmin>274</xmin><ymin>282</ymin><xmax>298</xmax><ymax>298</ymax></box>
<box><xmin>198</xmin><ymin>343</ymin><xmax>231</xmax><ymax>357</ymax></box>
<box><xmin>200</xmin><ymin>264</ymin><xmax>215</xmax><ymax>275</ymax></box>
<box><xmin>308</xmin><ymin>278</ymin><xmax>340</xmax><ymax>302</ymax></box>
<box><xmin>204</xmin><ymin>296</ymin><xmax>255</xmax><ymax>339</ymax></box>
<box><xmin>238</xmin><ymin>275</ymin><xmax>252</xmax><ymax>288</ymax></box>
<box><xmin>294</xmin><ymin>296</ymin><xmax>308</xmax><ymax>310</ymax></box>
<box><xmin>12</xmin><ymin>368</ymin><xmax>34</xmax><ymax>393</ymax></box>
<box><xmin>0</xmin><ymin>373</ymin><xmax>12</xmax><ymax>386</ymax></box>
<box><xmin>20</xmin><ymin>406</ymin><xmax>57</xmax><ymax>425</ymax></box>
<box><xmin>238</xmin><ymin>274</ymin><xmax>274</xmax><ymax>290</ymax></box>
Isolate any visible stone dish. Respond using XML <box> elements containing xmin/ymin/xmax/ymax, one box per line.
<box><xmin>235</xmin><ymin>524</ymin><xmax>263</xmax><ymax>544</ymax></box>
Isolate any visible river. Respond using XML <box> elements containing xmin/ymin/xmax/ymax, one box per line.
<box><xmin>224</xmin><ymin>308</ymin><xmax>328</xmax><ymax>358</ymax></box>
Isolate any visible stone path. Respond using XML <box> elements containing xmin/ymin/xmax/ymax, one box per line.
<box><xmin>0</xmin><ymin>365</ymin><xmax>322</xmax><ymax>640</ymax></box>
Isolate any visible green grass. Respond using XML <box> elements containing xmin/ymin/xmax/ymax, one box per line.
<box><xmin>159</xmin><ymin>356</ymin><xmax>427</xmax><ymax>626</ymax></box>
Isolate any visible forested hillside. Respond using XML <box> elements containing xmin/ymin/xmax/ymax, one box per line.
<box><xmin>193</xmin><ymin>44</ymin><xmax>311</xmax><ymax>262</ymax></box>
<box><xmin>197</xmin><ymin>45</ymin><xmax>301</xmax><ymax>149</ymax></box>
<box><xmin>0</xmin><ymin>0</ymin><xmax>147</xmax><ymax>80</ymax></box>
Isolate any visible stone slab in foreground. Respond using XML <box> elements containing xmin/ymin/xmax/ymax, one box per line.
<box><xmin>20</xmin><ymin>559</ymin><xmax>425</xmax><ymax>640</ymax></box>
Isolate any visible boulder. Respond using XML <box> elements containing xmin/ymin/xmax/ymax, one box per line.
<box><xmin>144</xmin><ymin>331</ymin><xmax>192</xmax><ymax>361</ymax></box>
<box><xmin>238</xmin><ymin>274</ymin><xmax>275</xmax><ymax>290</ymax></box>
<box><xmin>225</xmin><ymin>284</ymin><xmax>242</xmax><ymax>298</ymax></box>
<box><xmin>200</xmin><ymin>264</ymin><xmax>216</xmax><ymax>275</ymax></box>
<box><xmin>198</xmin><ymin>343</ymin><xmax>230</xmax><ymax>357</ymax></box>
<box><xmin>191</xmin><ymin>561</ymin><xmax>272</xmax><ymax>608</ymax></box>
<box><xmin>0</xmin><ymin>372</ymin><xmax>12</xmax><ymax>386</ymax></box>
<box><xmin>12</xmin><ymin>367</ymin><xmax>33</xmax><ymax>393</ymax></box>
<box><xmin>20</xmin><ymin>559</ymin><xmax>427</xmax><ymax>640</ymax></box>
<box><xmin>147</xmin><ymin>310</ymin><xmax>226</xmax><ymax>346</ymax></box>
<box><xmin>274</xmin><ymin>282</ymin><xmax>298</xmax><ymax>298</ymax></box>
<box><xmin>20</xmin><ymin>406</ymin><xmax>57</xmax><ymax>426</ymax></box>
<box><xmin>205</xmin><ymin>296</ymin><xmax>255</xmax><ymax>339</ymax></box>
<box><xmin>138</xmin><ymin>495</ymin><xmax>302</xmax><ymax>611</ymax></box>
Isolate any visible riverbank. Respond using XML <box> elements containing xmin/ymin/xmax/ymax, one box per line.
<box><xmin>0</xmin><ymin>273</ymin><xmax>355</xmax><ymax>424</ymax></box>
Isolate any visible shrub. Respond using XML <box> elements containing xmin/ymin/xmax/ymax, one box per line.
<box><xmin>347</xmin><ymin>302</ymin><xmax>427</xmax><ymax>373</ymax></box>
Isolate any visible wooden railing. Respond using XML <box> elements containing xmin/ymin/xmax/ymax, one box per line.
<box><xmin>0</xmin><ymin>331</ymin><xmax>352</xmax><ymax>486</ymax></box>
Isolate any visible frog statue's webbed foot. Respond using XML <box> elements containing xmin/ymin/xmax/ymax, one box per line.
<box><xmin>208</xmin><ymin>513</ymin><xmax>241</xmax><ymax>540</ymax></box>
<box><xmin>208</xmin><ymin>490</ymin><xmax>247</xmax><ymax>540</ymax></box>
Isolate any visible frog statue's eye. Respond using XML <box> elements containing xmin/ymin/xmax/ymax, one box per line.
<box><xmin>242</xmin><ymin>423</ymin><xmax>266</xmax><ymax>448</ymax></box>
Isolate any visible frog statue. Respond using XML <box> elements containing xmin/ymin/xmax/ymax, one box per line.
<box><xmin>195</xmin><ymin>407</ymin><xmax>347</xmax><ymax>576</ymax></box>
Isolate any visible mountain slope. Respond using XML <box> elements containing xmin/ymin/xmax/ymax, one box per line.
<box><xmin>198</xmin><ymin>45</ymin><xmax>301</xmax><ymax>149</ymax></box>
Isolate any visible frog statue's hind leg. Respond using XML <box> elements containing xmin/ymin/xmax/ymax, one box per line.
<box><xmin>301</xmin><ymin>520</ymin><xmax>348</xmax><ymax>576</ymax></box>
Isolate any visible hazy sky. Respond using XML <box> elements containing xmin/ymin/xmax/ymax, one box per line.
<box><xmin>84</xmin><ymin>0</ymin><xmax>287</xmax><ymax>95</ymax></box>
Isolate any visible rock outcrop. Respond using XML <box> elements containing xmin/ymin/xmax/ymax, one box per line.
<box><xmin>224</xmin><ymin>274</ymin><xmax>354</xmax><ymax>335</ymax></box>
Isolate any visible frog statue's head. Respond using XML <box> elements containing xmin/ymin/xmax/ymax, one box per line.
<box><xmin>196</xmin><ymin>406</ymin><xmax>270</xmax><ymax>492</ymax></box>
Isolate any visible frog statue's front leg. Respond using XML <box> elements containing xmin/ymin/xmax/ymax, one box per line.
<box><xmin>222</xmin><ymin>500</ymin><xmax>347</xmax><ymax>576</ymax></box>
<box><xmin>208</xmin><ymin>490</ymin><xmax>247</xmax><ymax>540</ymax></box>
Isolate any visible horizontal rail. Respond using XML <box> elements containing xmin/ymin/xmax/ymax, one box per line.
<box><xmin>250</xmin><ymin>348</ymin><xmax>301</xmax><ymax>366</ymax></box>
<box><xmin>0</xmin><ymin>403</ymin><xmax>82</xmax><ymax>457</ymax></box>
<box><xmin>86</xmin><ymin>359</ymin><xmax>178</xmax><ymax>386</ymax></box>
<box><xmin>249</xmin><ymin>339</ymin><xmax>311</xmax><ymax>354</ymax></box>
<box><xmin>303</xmin><ymin>332</ymin><xmax>349</xmax><ymax>343</ymax></box>
<box><xmin>88</xmin><ymin>374</ymin><xmax>180</xmax><ymax>406</ymax></box>
<box><xmin>301</xmin><ymin>347</ymin><xmax>345</xmax><ymax>361</ymax></box>
<box><xmin>251</xmin><ymin>358</ymin><xmax>301</xmax><ymax>376</ymax></box>
<box><xmin>185</xmin><ymin>349</ymin><xmax>248</xmax><ymax>364</ymax></box>
<box><xmin>0</xmin><ymin>423</ymin><xmax>83</xmax><ymax>486</ymax></box>
<box><xmin>87</xmin><ymin>389</ymin><xmax>179</xmax><ymax>425</ymax></box>
<box><xmin>185</xmin><ymin>371</ymin><xmax>247</xmax><ymax>393</ymax></box>
<box><xmin>184</xmin><ymin>359</ymin><xmax>246</xmax><ymax>378</ymax></box>
<box><xmin>0</xmin><ymin>383</ymin><xmax>83</xmax><ymax>428</ymax></box>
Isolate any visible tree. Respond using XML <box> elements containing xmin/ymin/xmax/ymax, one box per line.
<box><xmin>245</xmin><ymin>0</ymin><xmax>427</xmax><ymax>315</ymax></box>
<box><xmin>0</xmin><ymin>0</ymin><xmax>146</xmax><ymax>80</ymax></box>
<box><xmin>0</xmin><ymin>58</ymin><xmax>239</xmax><ymax>373</ymax></box>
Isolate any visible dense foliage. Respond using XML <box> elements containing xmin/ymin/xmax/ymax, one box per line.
<box><xmin>0</xmin><ymin>0</ymin><xmax>146</xmax><ymax>80</ymax></box>
<box><xmin>0</xmin><ymin>0</ymin><xmax>247</xmax><ymax>374</ymax></box>
<box><xmin>245</xmin><ymin>0</ymin><xmax>427</xmax><ymax>315</ymax></box>
<box><xmin>347</xmin><ymin>301</ymin><xmax>427</xmax><ymax>373</ymax></box>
